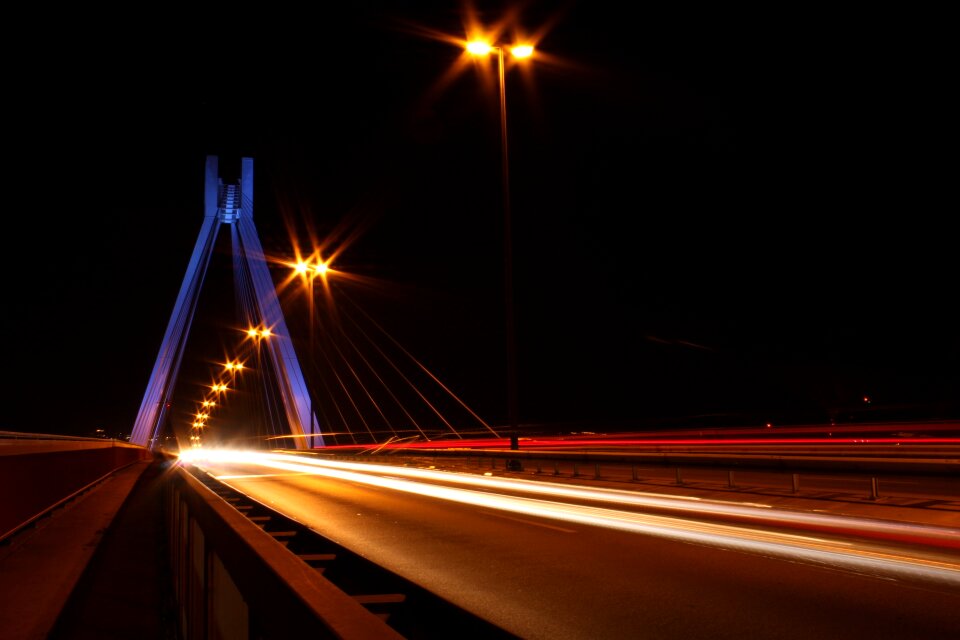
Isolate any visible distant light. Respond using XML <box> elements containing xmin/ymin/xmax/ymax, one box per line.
<box><xmin>295</xmin><ymin>261</ymin><xmax>310</xmax><ymax>275</ymax></box>
<box><xmin>247</xmin><ymin>328</ymin><xmax>259</xmax><ymax>338</ymax></box>
<box><xmin>766</xmin><ymin>423</ymin><xmax>772</xmax><ymax>428</ymax></box>
<box><xmin>314</xmin><ymin>261</ymin><xmax>328</xmax><ymax>275</ymax></box>
<box><xmin>511</xmin><ymin>45</ymin><xmax>534</xmax><ymax>58</ymax></box>
<box><xmin>260</xmin><ymin>329</ymin><xmax>272</xmax><ymax>338</ymax></box>
<box><xmin>467</xmin><ymin>41</ymin><xmax>492</xmax><ymax>55</ymax></box>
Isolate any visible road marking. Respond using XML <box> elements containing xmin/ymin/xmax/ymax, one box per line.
<box><xmin>482</xmin><ymin>510</ymin><xmax>577</xmax><ymax>533</ymax></box>
<box><xmin>215</xmin><ymin>472</ymin><xmax>313</xmax><ymax>479</ymax></box>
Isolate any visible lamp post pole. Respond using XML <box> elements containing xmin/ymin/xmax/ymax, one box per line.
<box><xmin>307</xmin><ymin>273</ymin><xmax>316</xmax><ymax>443</ymax></box>
<box><xmin>253</xmin><ymin>330</ymin><xmax>264</xmax><ymax>446</ymax></box>
<box><xmin>463</xmin><ymin>39</ymin><xmax>535</xmax><ymax>451</ymax></box>
<box><xmin>495</xmin><ymin>45</ymin><xmax>520</xmax><ymax>451</ymax></box>
<box><xmin>247</xmin><ymin>326</ymin><xmax>271</xmax><ymax>447</ymax></box>
<box><xmin>468</xmin><ymin>40</ymin><xmax>531</xmax><ymax>450</ymax></box>
<box><xmin>296</xmin><ymin>258</ymin><xmax>329</xmax><ymax>447</ymax></box>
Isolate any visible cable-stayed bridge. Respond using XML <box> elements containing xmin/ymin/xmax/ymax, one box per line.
<box><xmin>1</xmin><ymin>157</ymin><xmax>958</xmax><ymax>640</ymax></box>
<box><xmin>130</xmin><ymin>155</ymin><xmax>500</xmax><ymax>454</ymax></box>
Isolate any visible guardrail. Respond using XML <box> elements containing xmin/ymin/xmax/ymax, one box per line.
<box><xmin>168</xmin><ymin>464</ymin><xmax>516</xmax><ymax>639</ymax></box>
<box><xmin>308</xmin><ymin>446</ymin><xmax>959</xmax><ymax>502</ymax></box>
<box><xmin>382</xmin><ymin>445</ymin><xmax>960</xmax><ymax>473</ymax></box>
<box><xmin>167</xmin><ymin>465</ymin><xmax>406</xmax><ymax>639</ymax></box>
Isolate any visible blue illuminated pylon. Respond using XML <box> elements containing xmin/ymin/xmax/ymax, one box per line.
<box><xmin>130</xmin><ymin>156</ymin><xmax>321</xmax><ymax>449</ymax></box>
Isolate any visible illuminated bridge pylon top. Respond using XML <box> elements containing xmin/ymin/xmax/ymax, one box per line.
<box><xmin>129</xmin><ymin>156</ymin><xmax>321</xmax><ymax>449</ymax></box>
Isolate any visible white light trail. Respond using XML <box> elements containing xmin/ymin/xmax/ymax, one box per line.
<box><xmin>181</xmin><ymin>449</ymin><xmax>960</xmax><ymax>588</ymax></box>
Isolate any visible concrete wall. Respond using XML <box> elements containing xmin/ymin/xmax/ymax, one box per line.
<box><xmin>166</xmin><ymin>467</ymin><xmax>403</xmax><ymax>639</ymax></box>
<box><xmin>0</xmin><ymin>441</ymin><xmax>150</xmax><ymax>539</ymax></box>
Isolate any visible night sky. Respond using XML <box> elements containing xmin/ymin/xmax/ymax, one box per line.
<box><xmin>3</xmin><ymin>2</ymin><xmax>955</xmax><ymax>440</ymax></box>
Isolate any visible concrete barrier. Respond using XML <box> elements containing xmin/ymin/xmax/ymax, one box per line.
<box><xmin>0</xmin><ymin>440</ymin><xmax>150</xmax><ymax>540</ymax></box>
<box><xmin>167</xmin><ymin>466</ymin><xmax>404</xmax><ymax>639</ymax></box>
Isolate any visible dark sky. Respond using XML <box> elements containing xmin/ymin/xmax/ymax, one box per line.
<box><xmin>3</xmin><ymin>2</ymin><xmax>955</xmax><ymax>439</ymax></box>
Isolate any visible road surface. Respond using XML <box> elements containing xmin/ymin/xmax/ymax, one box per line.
<box><xmin>191</xmin><ymin>453</ymin><xmax>960</xmax><ymax>639</ymax></box>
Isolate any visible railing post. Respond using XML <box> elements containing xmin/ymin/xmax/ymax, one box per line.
<box><xmin>727</xmin><ymin>470</ymin><xmax>736</xmax><ymax>488</ymax></box>
<box><xmin>553</xmin><ymin>461</ymin><xmax>560</xmax><ymax>476</ymax></box>
<box><xmin>631</xmin><ymin>465</ymin><xmax>638</xmax><ymax>481</ymax></box>
<box><xmin>870</xmin><ymin>477</ymin><xmax>880</xmax><ymax>500</ymax></box>
<box><xmin>792</xmin><ymin>473</ymin><xmax>800</xmax><ymax>493</ymax></box>
<box><xmin>675</xmin><ymin>467</ymin><xmax>683</xmax><ymax>485</ymax></box>
<box><xmin>594</xmin><ymin>463</ymin><xmax>601</xmax><ymax>479</ymax></box>
<box><xmin>573</xmin><ymin>462</ymin><xmax>580</xmax><ymax>477</ymax></box>
<box><xmin>535</xmin><ymin>460</ymin><xmax>542</xmax><ymax>474</ymax></box>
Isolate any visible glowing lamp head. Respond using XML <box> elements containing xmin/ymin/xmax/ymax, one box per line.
<box><xmin>295</xmin><ymin>261</ymin><xmax>310</xmax><ymax>275</ymax></box>
<box><xmin>314</xmin><ymin>261</ymin><xmax>329</xmax><ymax>275</ymax></box>
<box><xmin>467</xmin><ymin>41</ymin><xmax>492</xmax><ymax>55</ymax></box>
<box><xmin>511</xmin><ymin>45</ymin><xmax>534</xmax><ymax>58</ymax></box>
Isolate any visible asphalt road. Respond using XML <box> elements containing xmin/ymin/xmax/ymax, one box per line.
<box><xmin>196</xmin><ymin>457</ymin><xmax>960</xmax><ymax>639</ymax></box>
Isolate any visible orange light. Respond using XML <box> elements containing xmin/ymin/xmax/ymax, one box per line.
<box><xmin>510</xmin><ymin>45</ymin><xmax>534</xmax><ymax>58</ymax></box>
<box><xmin>467</xmin><ymin>41</ymin><xmax>492</xmax><ymax>55</ymax></box>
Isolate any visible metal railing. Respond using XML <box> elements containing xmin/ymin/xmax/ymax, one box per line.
<box><xmin>311</xmin><ymin>448</ymin><xmax>959</xmax><ymax>503</ymax></box>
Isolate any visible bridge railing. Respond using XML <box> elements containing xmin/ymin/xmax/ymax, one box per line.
<box><xmin>166</xmin><ymin>464</ymin><xmax>404</xmax><ymax>639</ymax></box>
<box><xmin>304</xmin><ymin>446</ymin><xmax>960</xmax><ymax>502</ymax></box>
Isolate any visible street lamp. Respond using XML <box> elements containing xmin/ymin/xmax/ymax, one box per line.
<box><xmin>293</xmin><ymin>257</ymin><xmax>330</xmax><ymax>442</ymax></box>
<box><xmin>224</xmin><ymin>360</ymin><xmax>244</xmax><ymax>373</ymax></box>
<box><xmin>245</xmin><ymin>325</ymin><xmax>272</xmax><ymax>448</ymax></box>
<box><xmin>466</xmin><ymin>39</ymin><xmax>534</xmax><ymax>451</ymax></box>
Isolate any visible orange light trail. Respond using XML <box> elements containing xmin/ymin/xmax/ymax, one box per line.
<box><xmin>181</xmin><ymin>450</ymin><xmax>960</xmax><ymax>589</ymax></box>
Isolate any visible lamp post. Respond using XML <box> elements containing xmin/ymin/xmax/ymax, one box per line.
<box><xmin>246</xmin><ymin>326</ymin><xmax>271</xmax><ymax>447</ymax></box>
<box><xmin>294</xmin><ymin>258</ymin><xmax>329</xmax><ymax>444</ymax></box>
<box><xmin>466</xmin><ymin>40</ymin><xmax>534</xmax><ymax>451</ymax></box>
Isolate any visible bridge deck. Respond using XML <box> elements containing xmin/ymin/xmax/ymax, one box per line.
<box><xmin>1</xmin><ymin>453</ymin><xmax>956</xmax><ymax>639</ymax></box>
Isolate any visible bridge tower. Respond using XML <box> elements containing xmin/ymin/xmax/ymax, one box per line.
<box><xmin>130</xmin><ymin>156</ymin><xmax>322</xmax><ymax>449</ymax></box>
